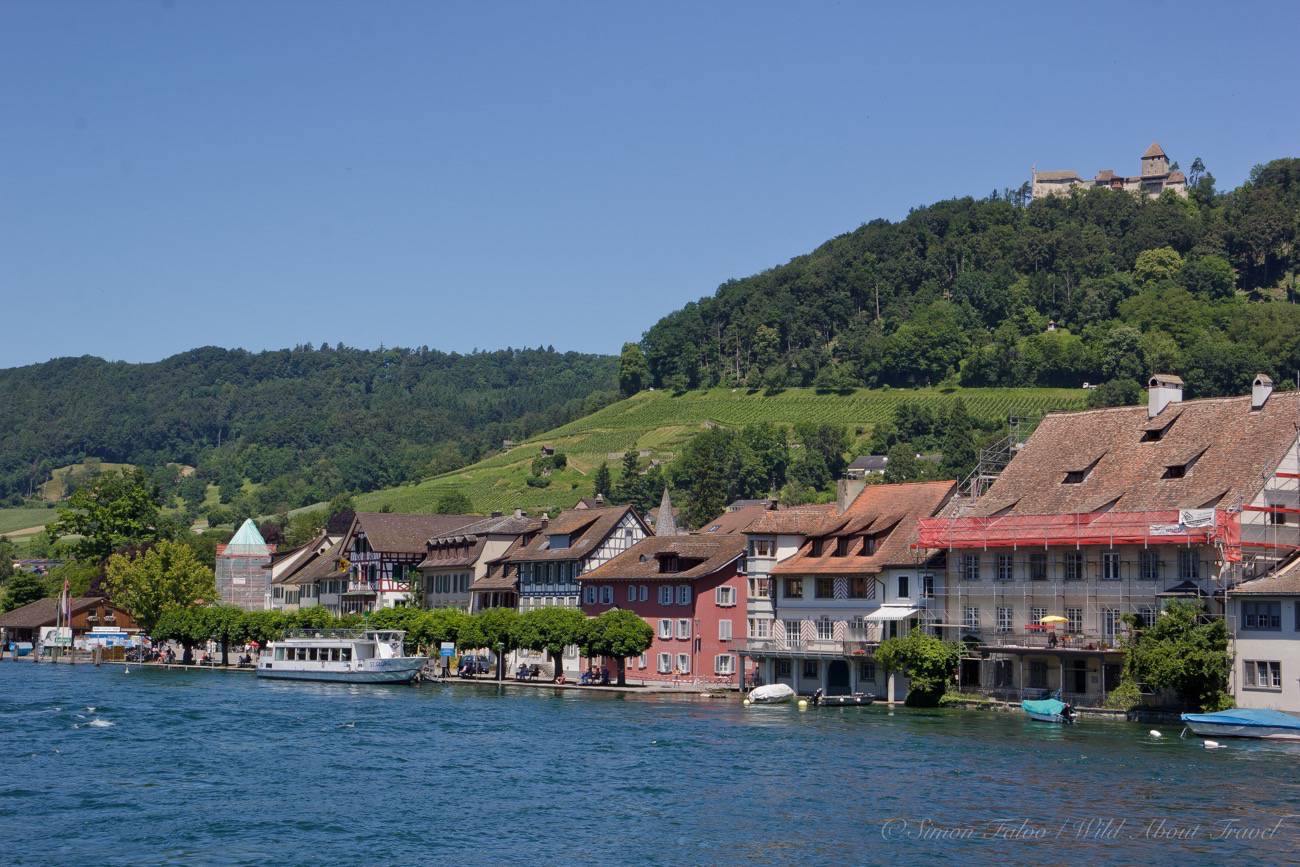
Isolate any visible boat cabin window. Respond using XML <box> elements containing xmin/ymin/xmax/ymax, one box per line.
<box><xmin>296</xmin><ymin>648</ymin><xmax>308</xmax><ymax>661</ymax></box>
<box><xmin>274</xmin><ymin>647</ymin><xmax>285</xmax><ymax>661</ymax></box>
<box><xmin>330</xmin><ymin>648</ymin><xmax>341</xmax><ymax>661</ymax></box>
<box><xmin>309</xmin><ymin>648</ymin><xmax>318</xmax><ymax>661</ymax></box>
<box><xmin>341</xmin><ymin>648</ymin><xmax>352</xmax><ymax>662</ymax></box>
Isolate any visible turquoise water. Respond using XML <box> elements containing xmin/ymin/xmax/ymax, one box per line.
<box><xmin>2</xmin><ymin>664</ymin><xmax>1299</xmax><ymax>865</ymax></box>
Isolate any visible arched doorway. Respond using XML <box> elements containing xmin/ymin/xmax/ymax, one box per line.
<box><xmin>827</xmin><ymin>659</ymin><xmax>851</xmax><ymax>695</ymax></box>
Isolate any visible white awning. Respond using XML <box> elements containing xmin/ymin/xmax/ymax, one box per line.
<box><xmin>864</xmin><ymin>605</ymin><xmax>921</xmax><ymax>622</ymax></box>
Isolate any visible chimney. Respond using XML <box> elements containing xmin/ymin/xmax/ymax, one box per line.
<box><xmin>1252</xmin><ymin>374</ymin><xmax>1274</xmax><ymax>410</ymax></box>
<box><xmin>513</xmin><ymin>508</ymin><xmax>524</xmax><ymax>519</ymax></box>
<box><xmin>491</xmin><ymin>511</ymin><xmax>503</xmax><ymax>518</ymax></box>
<box><xmin>595</xmin><ymin>493</ymin><xmax>604</xmax><ymax>504</ymax></box>
<box><xmin>837</xmin><ymin>478</ymin><xmax>867</xmax><ymax>514</ymax></box>
<box><xmin>1147</xmin><ymin>373</ymin><xmax>1184</xmax><ymax>418</ymax></box>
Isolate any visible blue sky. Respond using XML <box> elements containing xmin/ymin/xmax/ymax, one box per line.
<box><xmin>2</xmin><ymin>0</ymin><xmax>1297</xmax><ymax>369</ymax></box>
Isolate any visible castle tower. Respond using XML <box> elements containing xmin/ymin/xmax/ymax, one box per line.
<box><xmin>1140</xmin><ymin>141</ymin><xmax>1169</xmax><ymax>177</ymax></box>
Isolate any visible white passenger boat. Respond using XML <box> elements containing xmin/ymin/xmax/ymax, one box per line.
<box><xmin>257</xmin><ymin>629</ymin><xmax>425</xmax><ymax>684</ymax></box>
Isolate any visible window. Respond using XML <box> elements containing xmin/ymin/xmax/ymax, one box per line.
<box><xmin>1064</xmin><ymin>551</ymin><xmax>1083</xmax><ymax>582</ymax></box>
<box><xmin>1029</xmin><ymin>551</ymin><xmax>1047</xmax><ymax>582</ymax></box>
<box><xmin>858</xmin><ymin>660</ymin><xmax>876</xmax><ymax>682</ymax></box>
<box><xmin>816</xmin><ymin>617</ymin><xmax>834</xmax><ymax>641</ymax></box>
<box><xmin>1162</xmin><ymin>450</ymin><xmax>1206</xmax><ymax>480</ymax></box>
<box><xmin>676</xmin><ymin>654</ymin><xmax>691</xmax><ymax>674</ymax></box>
<box><xmin>1139</xmin><ymin>606</ymin><xmax>1157</xmax><ymax>628</ymax></box>
<box><xmin>639</xmin><ymin>585</ymin><xmax>649</xmax><ymax>602</ymax></box>
<box><xmin>922</xmin><ymin>575</ymin><xmax>935</xmax><ymax>599</ymax></box>
<box><xmin>1031</xmin><ymin>607</ymin><xmax>1047</xmax><ymax>627</ymax></box>
<box><xmin>1243</xmin><ymin>601</ymin><xmax>1282</xmax><ymax>631</ymax></box>
<box><xmin>849</xmin><ymin>576</ymin><xmax>875</xmax><ymax>599</ymax></box>
<box><xmin>627</xmin><ymin>585</ymin><xmax>637</xmax><ymax>602</ymax></box>
<box><xmin>1102</xmin><ymin>551</ymin><xmax>1121</xmax><ymax>581</ymax></box>
<box><xmin>962</xmin><ymin>554</ymin><xmax>980</xmax><ymax>582</ymax></box>
<box><xmin>1102</xmin><ymin>608</ymin><xmax>1120</xmax><ymax>639</ymax></box>
<box><xmin>784</xmin><ymin>578</ymin><xmax>804</xmax><ymax>599</ymax></box>
<box><xmin>677</xmin><ymin>586</ymin><xmax>692</xmax><ymax>605</ymax></box>
<box><xmin>997</xmin><ymin>607</ymin><xmax>1013</xmax><ymax>633</ymax></box>
<box><xmin>658</xmin><ymin>585</ymin><xmax>673</xmax><ymax>605</ymax></box>
<box><xmin>1140</xmin><ymin>549</ymin><xmax>1161</xmax><ymax>581</ymax></box>
<box><xmin>718</xmin><ymin>619</ymin><xmax>733</xmax><ymax>640</ymax></box>
<box><xmin>748</xmin><ymin>618</ymin><xmax>771</xmax><ymax>639</ymax></box>
<box><xmin>802</xmin><ymin>659</ymin><xmax>818</xmax><ymax>679</ymax></box>
<box><xmin>638</xmin><ymin>653</ymin><xmax>647</xmax><ymax>669</ymax></box>
<box><xmin>835</xmin><ymin>537</ymin><xmax>852</xmax><ymax>557</ymax></box>
<box><xmin>341</xmin><ymin>648</ymin><xmax>351</xmax><ymax>662</ymax></box>
<box><xmin>1066</xmin><ymin>607</ymin><xmax>1083</xmax><ymax>634</ymax></box>
<box><xmin>775</xmin><ymin>659</ymin><xmax>792</xmax><ymax>677</ymax></box>
<box><xmin>1243</xmin><ymin>660</ymin><xmax>1282</xmax><ymax>690</ymax></box>
<box><xmin>600</xmin><ymin>585</ymin><xmax>613</xmax><ymax>605</ymax></box>
<box><xmin>996</xmin><ymin>554</ymin><xmax>1013</xmax><ymax>582</ymax></box>
<box><xmin>715</xmin><ymin>586</ymin><xmax>737</xmax><ymax>607</ymax></box>
<box><xmin>1269</xmin><ymin>509</ymin><xmax>1288</xmax><ymax>526</ymax></box>
<box><xmin>815</xmin><ymin>577</ymin><xmax>836</xmax><ymax>598</ymax></box>
<box><xmin>963</xmin><ymin>607</ymin><xmax>979</xmax><ymax>630</ymax></box>
<box><xmin>810</xmin><ymin>539</ymin><xmax>824</xmax><ymax>557</ymax></box>
<box><xmin>583</xmin><ymin>586</ymin><xmax>596</xmax><ymax>604</ymax></box>
<box><xmin>783</xmin><ymin>620</ymin><xmax>801</xmax><ymax>646</ymax></box>
<box><xmin>748</xmin><ymin>538</ymin><xmax>774</xmax><ymax>557</ymax></box>
<box><xmin>660</xmin><ymin>554</ymin><xmax>680</xmax><ymax>574</ymax></box>
<box><xmin>749</xmin><ymin>577</ymin><xmax>771</xmax><ymax>599</ymax></box>
<box><xmin>1029</xmin><ymin>661</ymin><xmax>1048</xmax><ymax>689</ymax></box>
<box><xmin>715</xmin><ymin>654</ymin><xmax>735</xmax><ymax>675</ymax></box>
<box><xmin>861</xmin><ymin>536</ymin><xmax>877</xmax><ymax>555</ymax></box>
<box><xmin>657</xmin><ymin>653</ymin><xmax>672</xmax><ymax>674</ymax></box>
<box><xmin>897</xmin><ymin>575</ymin><xmax>910</xmax><ymax>599</ymax></box>
<box><xmin>677</xmin><ymin>619</ymin><xmax>692</xmax><ymax>640</ymax></box>
<box><xmin>658</xmin><ymin>619</ymin><xmax>672</xmax><ymax>639</ymax></box>
<box><xmin>1178</xmin><ymin>548</ymin><xmax>1200</xmax><ymax>581</ymax></box>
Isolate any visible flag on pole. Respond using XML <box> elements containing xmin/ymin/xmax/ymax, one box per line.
<box><xmin>60</xmin><ymin>574</ymin><xmax>70</xmax><ymax>628</ymax></box>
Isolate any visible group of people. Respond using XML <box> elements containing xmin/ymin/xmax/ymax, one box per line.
<box><xmin>579</xmin><ymin>665</ymin><xmax>610</xmax><ymax>686</ymax></box>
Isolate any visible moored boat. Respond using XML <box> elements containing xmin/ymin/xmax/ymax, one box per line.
<box><xmin>746</xmin><ymin>683</ymin><xmax>796</xmax><ymax>704</ymax></box>
<box><xmin>1021</xmin><ymin>696</ymin><xmax>1075</xmax><ymax>724</ymax></box>
<box><xmin>1181</xmin><ymin>708</ymin><xmax>1300</xmax><ymax>740</ymax></box>
<box><xmin>257</xmin><ymin>629</ymin><xmax>425</xmax><ymax>684</ymax></box>
<box><xmin>811</xmin><ymin>692</ymin><xmax>874</xmax><ymax>707</ymax></box>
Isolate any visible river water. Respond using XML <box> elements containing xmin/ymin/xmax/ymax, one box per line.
<box><xmin>2</xmin><ymin>664</ymin><xmax>1298</xmax><ymax>865</ymax></box>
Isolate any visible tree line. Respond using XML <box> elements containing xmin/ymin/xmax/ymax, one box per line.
<box><xmin>628</xmin><ymin>158</ymin><xmax>1300</xmax><ymax>401</ymax></box>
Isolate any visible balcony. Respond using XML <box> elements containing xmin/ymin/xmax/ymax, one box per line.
<box><xmin>743</xmin><ymin>637</ymin><xmax>881</xmax><ymax>657</ymax></box>
<box><xmin>977</xmin><ymin>631</ymin><xmax>1122</xmax><ymax>652</ymax></box>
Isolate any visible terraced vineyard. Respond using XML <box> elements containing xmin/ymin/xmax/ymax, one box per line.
<box><xmin>355</xmin><ymin>386</ymin><xmax>1088</xmax><ymax>514</ymax></box>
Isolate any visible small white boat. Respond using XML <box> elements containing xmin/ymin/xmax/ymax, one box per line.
<box><xmin>257</xmin><ymin>629</ymin><xmax>425</xmax><ymax>684</ymax></box>
<box><xmin>1181</xmin><ymin>708</ymin><xmax>1300</xmax><ymax>740</ymax></box>
<box><xmin>747</xmin><ymin>683</ymin><xmax>796</xmax><ymax>704</ymax></box>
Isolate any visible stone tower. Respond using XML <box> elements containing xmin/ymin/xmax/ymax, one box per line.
<box><xmin>1140</xmin><ymin>141</ymin><xmax>1169</xmax><ymax>177</ymax></box>
<box><xmin>654</xmin><ymin>488</ymin><xmax>680</xmax><ymax>536</ymax></box>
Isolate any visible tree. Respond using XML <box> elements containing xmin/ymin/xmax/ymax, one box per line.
<box><xmin>1180</xmin><ymin>255</ymin><xmax>1236</xmax><ymax>300</ymax></box>
<box><xmin>434</xmin><ymin>490</ymin><xmax>473</xmax><ymax>515</ymax></box>
<box><xmin>592</xmin><ymin>462</ymin><xmax>612</xmax><ymax>499</ymax></box>
<box><xmin>618</xmin><ymin>343</ymin><xmax>651</xmax><ymax>397</ymax></box>
<box><xmin>580</xmin><ymin>608</ymin><xmax>654</xmax><ymax>686</ymax></box>
<box><xmin>0</xmin><ymin>536</ymin><xmax>16</xmax><ymax>581</ymax></box>
<box><xmin>516</xmin><ymin>607</ymin><xmax>588</xmax><ymax>679</ymax></box>
<box><xmin>672</xmin><ymin>428</ymin><xmax>758</xmax><ymax>528</ymax></box>
<box><xmin>1086</xmin><ymin>379</ymin><xmax>1142</xmax><ymax>408</ymax></box>
<box><xmin>938</xmin><ymin>398</ymin><xmax>977</xmax><ymax>481</ymax></box>
<box><xmin>47</xmin><ymin>469</ymin><xmax>169</xmax><ymax>562</ymax></box>
<box><xmin>103</xmin><ymin>539</ymin><xmax>216</xmax><ymax>636</ymax></box>
<box><xmin>612</xmin><ymin>449</ymin><xmax>643</xmax><ymax>506</ymax></box>
<box><xmin>794</xmin><ymin>423</ymin><xmax>850</xmax><ymax>480</ymax></box>
<box><xmin>206</xmin><ymin>604</ymin><xmax>251</xmax><ymax>666</ymax></box>
<box><xmin>874</xmin><ymin>630</ymin><xmax>961</xmax><ymax>706</ymax></box>
<box><xmin>1133</xmin><ymin>246</ymin><xmax>1184</xmax><ymax>287</ymax></box>
<box><xmin>460</xmin><ymin>607</ymin><xmax>520</xmax><ymax>680</ymax></box>
<box><xmin>883</xmin><ymin>443</ymin><xmax>921</xmax><ymax>483</ymax></box>
<box><xmin>152</xmin><ymin>607</ymin><xmax>210</xmax><ymax>664</ymax></box>
<box><xmin>1</xmin><ymin>572</ymin><xmax>49</xmax><ymax>612</ymax></box>
<box><xmin>1117</xmin><ymin>600</ymin><xmax>1231</xmax><ymax>711</ymax></box>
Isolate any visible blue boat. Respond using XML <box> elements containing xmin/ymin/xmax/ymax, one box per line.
<box><xmin>1181</xmin><ymin>708</ymin><xmax>1300</xmax><ymax>740</ymax></box>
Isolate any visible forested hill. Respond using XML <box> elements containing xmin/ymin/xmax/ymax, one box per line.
<box><xmin>636</xmin><ymin>158</ymin><xmax>1300</xmax><ymax>400</ymax></box>
<box><xmin>0</xmin><ymin>346</ymin><xmax>617</xmax><ymax>509</ymax></box>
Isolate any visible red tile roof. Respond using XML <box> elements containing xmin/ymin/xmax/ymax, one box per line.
<box><xmin>349</xmin><ymin>512</ymin><xmax>480</xmax><ymax>554</ymax></box>
<box><xmin>770</xmin><ymin>481</ymin><xmax>956</xmax><ymax>575</ymax></box>
<box><xmin>747</xmin><ymin>503</ymin><xmax>839</xmax><ymax>535</ymax></box>
<box><xmin>506</xmin><ymin>505</ymin><xmax>646</xmax><ymax>563</ymax></box>
<box><xmin>970</xmin><ymin>392</ymin><xmax>1300</xmax><ymax>517</ymax></box>
<box><xmin>578</xmin><ymin>535</ymin><xmax>745</xmax><ymax>582</ymax></box>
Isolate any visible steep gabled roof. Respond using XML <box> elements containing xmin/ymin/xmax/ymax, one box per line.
<box><xmin>507</xmin><ymin>505</ymin><xmax>647</xmax><ymax>562</ymax></box>
<box><xmin>349</xmin><ymin>512</ymin><xmax>480</xmax><ymax>554</ymax></box>
<box><xmin>747</xmin><ymin>503</ymin><xmax>838</xmax><ymax>535</ymax></box>
<box><xmin>579</xmin><ymin>535</ymin><xmax>745</xmax><ymax>583</ymax></box>
<box><xmin>770</xmin><ymin>481</ymin><xmax>956</xmax><ymax>575</ymax></box>
<box><xmin>971</xmin><ymin>392</ymin><xmax>1300</xmax><ymax>517</ymax></box>
<box><xmin>285</xmin><ymin>537</ymin><xmax>348</xmax><ymax>586</ymax></box>
<box><xmin>1142</xmin><ymin>141</ymin><xmax>1167</xmax><ymax>158</ymax></box>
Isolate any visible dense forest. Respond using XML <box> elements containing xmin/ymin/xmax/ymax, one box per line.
<box><xmin>634</xmin><ymin>158</ymin><xmax>1300</xmax><ymax>400</ymax></box>
<box><xmin>0</xmin><ymin>346</ymin><xmax>617</xmax><ymax>511</ymax></box>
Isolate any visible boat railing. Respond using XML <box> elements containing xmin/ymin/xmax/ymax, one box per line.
<box><xmin>284</xmin><ymin>628</ymin><xmax>368</xmax><ymax>640</ymax></box>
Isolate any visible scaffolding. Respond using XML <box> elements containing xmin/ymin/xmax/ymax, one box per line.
<box><xmin>216</xmin><ymin>519</ymin><xmax>275</xmax><ymax>611</ymax></box>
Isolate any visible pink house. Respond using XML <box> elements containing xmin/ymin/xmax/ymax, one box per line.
<box><xmin>578</xmin><ymin>534</ymin><xmax>747</xmax><ymax>686</ymax></box>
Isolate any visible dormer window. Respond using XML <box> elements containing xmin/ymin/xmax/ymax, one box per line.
<box><xmin>810</xmin><ymin>539</ymin><xmax>824</xmax><ymax>557</ymax></box>
<box><xmin>1142</xmin><ymin>414</ymin><xmax>1180</xmax><ymax>442</ymax></box>
<box><xmin>1163</xmin><ymin>448</ymin><xmax>1207</xmax><ymax>480</ymax></box>
<box><xmin>834</xmin><ymin>537</ymin><xmax>852</xmax><ymax>557</ymax></box>
<box><xmin>861</xmin><ymin>535</ymin><xmax>877</xmax><ymax>555</ymax></box>
<box><xmin>549</xmin><ymin>534</ymin><xmax>570</xmax><ymax>550</ymax></box>
<box><xmin>659</xmin><ymin>554</ymin><xmax>680</xmax><ymax>574</ymax></box>
<box><xmin>1062</xmin><ymin>455</ymin><xmax>1103</xmax><ymax>484</ymax></box>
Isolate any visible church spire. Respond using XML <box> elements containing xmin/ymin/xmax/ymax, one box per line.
<box><xmin>654</xmin><ymin>487</ymin><xmax>679</xmax><ymax>536</ymax></box>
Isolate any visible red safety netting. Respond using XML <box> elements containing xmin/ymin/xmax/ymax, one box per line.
<box><xmin>916</xmin><ymin>508</ymin><xmax>1241</xmax><ymax>562</ymax></box>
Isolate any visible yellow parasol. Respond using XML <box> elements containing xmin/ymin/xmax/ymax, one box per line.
<box><xmin>1040</xmin><ymin>615</ymin><xmax>1069</xmax><ymax>625</ymax></box>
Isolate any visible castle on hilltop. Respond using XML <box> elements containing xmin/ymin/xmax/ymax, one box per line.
<box><xmin>1031</xmin><ymin>141</ymin><xmax>1187</xmax><ymax>200</ymax></box>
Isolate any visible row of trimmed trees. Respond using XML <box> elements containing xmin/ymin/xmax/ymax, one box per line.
<box><xmin>150</xmin><ymin>603</ymin><xmax>654</xmax><ymax>686</ymax></box>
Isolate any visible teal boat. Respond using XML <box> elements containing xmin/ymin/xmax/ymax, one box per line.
<box><xmin>1022</xmin><ymin>695</ymin><xmax>1075</xmax><ymax>724</ymax></box>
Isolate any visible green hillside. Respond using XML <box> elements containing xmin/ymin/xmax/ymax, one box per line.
<box><xmin>355</xmin><ymin>386</ymin><xmax>1087</xmax><ymax>514</ymax></box>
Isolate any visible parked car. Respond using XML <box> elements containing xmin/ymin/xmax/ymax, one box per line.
<box><xmin>458</xmin><ymin>655</ymin><xmax>494</xmax><ymax>676</ymax></box>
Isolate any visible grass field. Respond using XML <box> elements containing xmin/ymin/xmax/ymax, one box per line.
<box><xmin>355</xmin><ymin>386</ymin><xmax>1089</xmax><ymax>515</ymax></box>
<box><xmin>0</xmin><ymin>507</ymin><xmax>59</xmax><ymax>538</ymax></box>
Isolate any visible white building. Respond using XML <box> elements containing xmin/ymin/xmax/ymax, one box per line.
<box><xmin>418</xmin><ymin>513</ymin><xmax>541</xmax><ymax>611</ymax></box>
<box><xmin>1229</xmin><ymin>563</ymin><xmax>1300</xmax><ymax>712</ymax></box>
